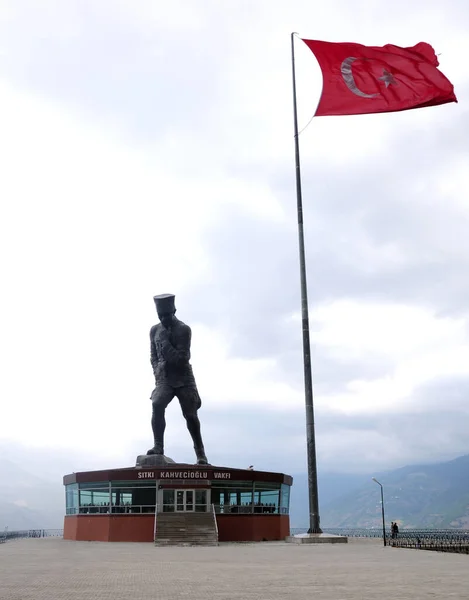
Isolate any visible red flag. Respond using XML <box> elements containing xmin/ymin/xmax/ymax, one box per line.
<box><xmin>302</xmin><ymin>39</ymin><xmax>457</xmax><ymax>116</ymax></box>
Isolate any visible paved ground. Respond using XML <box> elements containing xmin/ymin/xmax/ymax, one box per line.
<box><xmin>1</xmin><ymin>538</ymin><xmax>468</xmax><ymax>600</ymax></box>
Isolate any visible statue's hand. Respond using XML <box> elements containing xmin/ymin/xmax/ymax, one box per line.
<box><xmin>159</xmin><ymin>328</ymin><xmax>170</xmax><ymax>343</ymax></box>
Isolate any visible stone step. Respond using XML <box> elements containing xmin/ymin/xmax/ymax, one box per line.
<box><xmin>158</xmin><ymin>513</ymin><xmax>212</xmax><ymax>517</ymax></box>
<box><xmin>157</xmin><ymin>519</ymin><xmax>215</xmax><ymax>525</ymax></box>
<box><xmin>158</xmin><ymin>540</ymin><xmax>218</xmax><ymax>543</ymax></box>
<box><xmin>158</xmin><ymin>518</ymin><xmax>214</xmax><ymax>523</ymax></box>
<box><xmin>158</xmin><ymin>541</ymin><xmax>218</xmax><ymax>544</ymax></box>
<box><xmin>157</xmin><ymin>523</ymin><xmax>214</xmax><ymax>529</ymax></box>
<box><xmin>157</xmin><ymin>535</ymin><xmax>218</xmax><ymax>540</ymax></box>
<box><xmin>158</xmin><ymin>532</ymin><xmax>217</xmax><ymax>536</ymax></box>
<box><xmin>156</xmin><ymin>531</ymin><xmax>217</xmax><ymax>540</ymax></box>
<box><xmin>157</xmin><ymin>524</ymin><xmax>215</xmax><ymax>529</ymax></box>
<box><xmin>156</xmin><ymin>536</ymin><xmax>217</xmax><ymax>541</ymax></box>
<box><xmin>157</xmin><ymin>532</ymin><xmax>216</xmax><ymax>536</ymax></box>
<box><xmin>155</xmin><ymin>511</ymin><xmax>218</xmax><ymax>546</ymax></box>
<box><xmin>155</xmin><ymin>542</ymin><xmax>218</xmax><ymax>547</ymax></box>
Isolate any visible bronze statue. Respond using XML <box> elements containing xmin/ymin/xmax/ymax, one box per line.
<box><xmin>147</xmin><ymin>294</ymin><xmax>208</xmax><ymax>465</ymax></box>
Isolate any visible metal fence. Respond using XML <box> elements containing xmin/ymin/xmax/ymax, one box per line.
<box><xmin>214</xmin><ymin>504</ymin><xmax>286</xmax><ymax>514</ymax></box>
<box><xmin>291</xmin><ymin>527</ymin><xmax>469</xmax><ymax>554</ymax></box>
<box><xmin>1</xmin><ymin>529</ymin><xmax>64</xmax><ymax>543</ymax></box>
<box><xmin>387</xmin><ymin>530</ymin><xmax>469</xmax><ymax>554</ymax></box>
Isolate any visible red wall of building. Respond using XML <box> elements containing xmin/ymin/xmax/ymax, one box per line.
<box><xmin>108</xmin><ymin>515</ymin><xmax>155</xmax><ymax>542</ymax></box>
<box><xmin>63</xmin><ymin>515</ymin><xmax>78</xmax><ymax>540</ymax></box>
<box><xmin>216</xmin><ymin>515</ymin><xmax>290</xmax><ymax>542</ymax></box>
<box><xmin>64</xmin><ymin>515</ymin><xmax>110</xmax><ymax>541</ymax></box>
<box><xmin>64</xmin><ymin>515</ymin><xmax>155</xmax><ymax>542</ymax></box>
<box><xmin>64</xmin><ymin>514</ymin><xmax>289</xmax><ymax>543</ymax></box>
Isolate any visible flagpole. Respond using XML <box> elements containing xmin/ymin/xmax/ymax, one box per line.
<box><xmin>291</xmin><ymin>31</ymin><xmax>321</xmax><ymax>534</ymax></box>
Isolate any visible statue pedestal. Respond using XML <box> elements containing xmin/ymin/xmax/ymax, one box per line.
<box><xmin>285</xmin><ymin>533</ymin><xmax>348</xmax><ymax>544</ymax></box>
<box><xmin>136</xmin><ymin>454</ymin><xmax>176</xmax><ymax>467</ymax></box>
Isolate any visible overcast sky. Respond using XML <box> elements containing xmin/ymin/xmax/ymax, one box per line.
<box><xmin>1</xmin><ymin>0</ymin><xmax>468</xmax><ymax>478</ymax></box>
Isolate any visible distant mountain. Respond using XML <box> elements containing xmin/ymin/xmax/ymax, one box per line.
<box><xmin>319</xmin><ymin>455</ymin><xmax>469</xmax><ymax>529</ymax></box>
<box><xmin>0</xmin><ymin>442</ymin><xmax>111</xmax><ymax>531</ymax></box>
<box><xmin>0</xmin><ymin>458</ymin><xmax>64</xmax><ymax>530</ymax></box>
<box><xmin>289</xmin><ymin>471</ymin><xmax>367</xmax><ymax>528</ymax></box>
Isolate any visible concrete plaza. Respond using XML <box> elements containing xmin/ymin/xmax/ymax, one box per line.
<box><xmin>1</xmin><ymin>537</ymin><xmax>468</xmax><ymax>599</ymax></box>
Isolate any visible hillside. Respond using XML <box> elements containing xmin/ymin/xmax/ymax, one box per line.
<box><xmin>320</xmin><ymin>455</ymin><xmax>469</xmax><ymax>529</ymax></box>
<box><xmin>0</xmin><ymin>458</ymin><xmax>64</xmax><ymax>530</ymax></box>
<box><xmin>289</xmin><ymin>471</ymin><xmax>367</xmax><ymax>528</ymax></box>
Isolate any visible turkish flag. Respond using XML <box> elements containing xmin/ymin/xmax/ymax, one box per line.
<box><xmin>302</xmin><ymin>39</ymin><xmax>457</xmax><ymax>116</ymax></box>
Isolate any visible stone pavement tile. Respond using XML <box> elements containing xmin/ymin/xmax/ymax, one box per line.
<box><xmin>0</xmin><ymin>537</ymin><xmax>468</xmax><ymax>600</ymax></box>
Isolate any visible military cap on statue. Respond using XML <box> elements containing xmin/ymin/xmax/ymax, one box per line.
<box><xmin>153</xmin><ymin>293</ymin><xmax>176</xmax><ymax>312</ymax></box>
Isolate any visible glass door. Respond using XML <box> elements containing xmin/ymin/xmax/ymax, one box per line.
<box><xmin>176</xmin><ymin>490</ymin><xmax>195</xmax><ymax>512</ymax></box>
<box><xmin>162</xmin><ymin>489</ymin><xmax>175</xmax><ymax>512</ymax></box>
<box><xmin>160</xmin><ymin>488</ymin><xmax>209</xmax><ymax>512</ymax></box>
<box><xmin>195</xmin><ymin>489</ymin><xmax>208</xmax><ymax>512</ymax></box>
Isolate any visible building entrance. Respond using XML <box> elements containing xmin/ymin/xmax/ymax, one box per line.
<box><xmin>161</xmin><ymin>488</ymin><xmax>209</xmax><ymax>513</ymax></box>
<box><xmin>176</xmin><ymin>489</ymin><xmax>194</xmax><ymax>512</ymax></box>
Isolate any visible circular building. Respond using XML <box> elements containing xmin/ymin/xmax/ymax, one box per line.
<box><xmin>64</xmin><ymin>464</ymin><xmax>292</xmax><ymax>543</ymax></box>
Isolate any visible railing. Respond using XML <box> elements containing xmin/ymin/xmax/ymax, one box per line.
<box><xmin>212</xmin><ymin>503</ymin><xmax>219</xmax><ymax>540</ymax></box>
<box><xmin>71</xmin><ymin>503</ymin><xmax>214</xmax><ymax>515</ymax></box>
<box><xmin>213</xmin><ymin>504</ymin><xmax>282</xmax><ymax>514</ymax></box>
<box><xmin>291</xmin><ymin>528</ymin><xmax>469</xmax><ymax>554</ymax></box>
<box><xmin>324</xmin><ymin>528</ymin><xmax>386</xmax><ymax>538</ymax></box>
<box><xmin>1</xmin><ymin>529</ymin><xmax>63</xmax><ymax>543</ymax></box>
<box><xmin>153</xmin><ymin>492</ymin><xmax>158</xmax><ymax>543</ymax></box>
<box><xmin>387</xmin><ymin>530</ymin><xmax>469</xmax><ymax>554</ymax></box>
<box><xmin>70</xmin><ymin>505</ymin><xmax>156</xmax><ymax>514</ymax></box>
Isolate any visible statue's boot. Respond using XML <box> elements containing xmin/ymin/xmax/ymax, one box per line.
<box><xmin>147</xmin><ymin>441</ymin><xmax>164</xmax><ymax>456</ymax></box>
<box><xmin>195</xmin><ymin>446</ymin><xmax>208</xmax><ymax>465</ymax></box>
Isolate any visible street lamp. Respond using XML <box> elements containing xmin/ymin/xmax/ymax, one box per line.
<box><xmin>372</xmin><ymin>477</ymin><xmax>386</xmax><ymax>547</ymax></box>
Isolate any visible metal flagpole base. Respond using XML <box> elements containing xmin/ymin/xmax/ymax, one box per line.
<box><xmin>285</xmin><ymin>533</ymin><xmax>348</xmax><ymax>544</ymax></box>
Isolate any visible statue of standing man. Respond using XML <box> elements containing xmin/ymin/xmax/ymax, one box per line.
<box><xmin>147</xmin><ymin>294</ymin><xmax>208</xmax><ymax>465</ymax></box>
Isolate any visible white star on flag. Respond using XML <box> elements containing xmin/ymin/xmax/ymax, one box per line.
<box><xmin>378</xmin><ymin>69</ymin><xmax>397</xmax><ymax>88</ymax></box>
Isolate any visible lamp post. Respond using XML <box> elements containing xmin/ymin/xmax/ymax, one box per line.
<box><xmin>372</xmin><ymin>477</ymin><xmax>386</xmax><ymax>547</ymax></box>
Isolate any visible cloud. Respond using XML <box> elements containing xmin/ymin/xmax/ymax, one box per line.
<box><xmin>12</xmin><ymin>499</ymin><xmax>28</xmax><ymax>508</ymax></box>
<box><xmin>0</xmin><ymin>0</ymin><xmax>468</xmax><ymax>478</ymax></box>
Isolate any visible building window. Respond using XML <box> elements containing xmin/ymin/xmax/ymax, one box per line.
<box><xmin>111</xmin><ymin>490</ymin><xmax>133</xmax><ymax>513</ymax></box>
<box><xmin>65</xmin><ymin>484</ymin><xmax>78</xmax><ymax>515</ymax></box>
<box><xmin>211</xmin><ymin>481</ymin><xmax>254</xmax><ymax>514</ymax></box>
<box><xmin>280</xmin><ymin>484</ymin><xmax>290</xmax><ymax>514</ymax></box>
<box><xmin>111</xmin><ymin>481</ymin><xmax>157</xmax><ymax>513</ymax></box>
<box><xmin>78</xmin><ymin>483</ymin><xmax>110</xmax><ymax>514</ymax></box>
<box><xmin>66</xmin><ymin>479</ymin><xmax>290</xmax><ymax>516</ymax></box>
<box><xmin>253</xmin><ymin>482</ymin><xmax>281</xmax><ymax>514</ymax></box>
<box><xmin>68</xmin><ymin>481</ymin><xmax>158</xmax><ymax>515</ymax></box>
